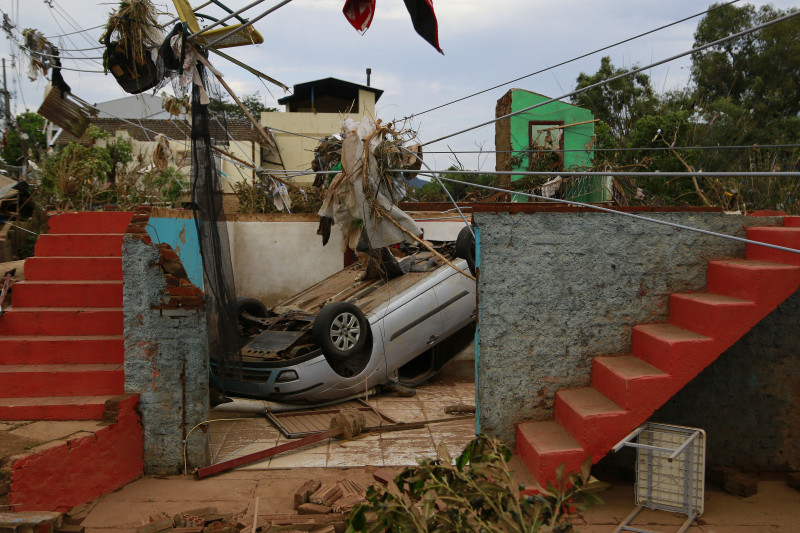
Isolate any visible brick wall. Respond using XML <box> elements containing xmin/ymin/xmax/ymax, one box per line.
<box><xmin>122</xmin><ymin>208</ymin><xmax>209</xmax><ymax>474</ymax></box>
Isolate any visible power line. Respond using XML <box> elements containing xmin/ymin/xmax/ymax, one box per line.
<box><xmin>402</xmin><ymin>169</ymin><xmax>800</xmax><ymax>178</ymax></box>
<box><xmin>44</xmin><ymin>23</ymin><xmax>105</xmax><ymax>39</ymax></box>
<box><xmin>420</xmin><ymin>144</ymin><xmax>800</xmax><ymax>155</ymax></box>
<box><xmin>422</xmin><ymin>9</ymin><xmax>800</xmax><ymax>147</ymax></box>
<box><xmin>404</xmin><ymin>0</ymin><xmax>741</xmax><ymax>120</ymax></box>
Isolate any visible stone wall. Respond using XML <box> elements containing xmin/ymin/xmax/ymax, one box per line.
<box><xmin>652</xmin><ymin>289</ymin><xmax>800</xmax><ymax>471</ymax></box>
<box><xmin>473</xmin><ymin>208</ymin><xmax>784</xmax><ymax>446</ymax></box>
<box><xmin>122</xmin><ymin>211</ymin><xmax>209</xmax><ymax>474</ymax></box>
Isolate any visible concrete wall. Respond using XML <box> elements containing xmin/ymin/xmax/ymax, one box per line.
<box><xmin>473</xmin><ymin>209</ymin><xmax>784</xmax><ymax>446</ymax></box>
<box><xmin>146</xmin><ymin>209</ymin><xmax>466</xmax><ymax>308</ymax></box>
<box><xmin>261</xmin><ymin>90</ymin><xmax>376</xmax><ymax>186</ymax></box>
<box><xmin>122</xmin><ymin>235</ymin><xmax>209</xmax><ymax>475</ymax></box>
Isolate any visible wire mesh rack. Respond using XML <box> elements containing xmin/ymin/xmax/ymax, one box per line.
<box><xmin>612</xmin><ymin>422</ymin><xmax>706</xmax><ymax>533</ymax></box>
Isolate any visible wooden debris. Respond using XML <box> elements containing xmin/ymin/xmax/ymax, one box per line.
<box><xmin>297</xmin><ymin>503</ymin><xmax>331</xmax><ymax>515</ymax></box>
<box><xmin>309</xmin><ymin>483</ymin><xmax>342</xmax><ymax>506</ymax></box>
<box><xmin>335</xmin><ymin>479</ymin><xmax>364</xmax><ymax>497</ymax></box>
<box><xmin>710</xmin><ymin>466</ymin><xmax>758</xmax><ymax>497</ymax></box>
<box><xmin>135</xmin><ymin>519</ymin><xmax>173</xmax><ymax>533</ymax></box>
<box><xmin>294</xmin><ymin>479</ymin><xmax>322</xmax><ymax>509</ymax></box>
<box><xmin>331</xmin><ymin>494</ymin><xmax>366</xmax><ymax>513</ymax></box>
<box><xmin>444</xmin><ymin>403</ymin><xmax>476</xmax><ymax>415</ymax></box>
<box><xmin>372</xmin><ymin>469</ymin><xmax>393</xmax><ymax>486</ymax></box>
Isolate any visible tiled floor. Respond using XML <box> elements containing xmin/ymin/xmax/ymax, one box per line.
<box><xmin>207</xmin><ymin>379</ymin><xmax>476</xmax><ymax>470</ymax></box>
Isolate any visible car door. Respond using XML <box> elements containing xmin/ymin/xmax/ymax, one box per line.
<box><xmin>432</xmin><ymin>261</ymin><xmax>476</xmax><ymax>338</ymax></box>
<box><xmin>382</xmin><ymin>279</ymin><xmax>444</xmax><ymax>369</ymax></box>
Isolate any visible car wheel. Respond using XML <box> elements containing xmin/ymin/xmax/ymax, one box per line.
<box><xmin>455</xmin><ymin>225</ymin><xmax>476</xmax><ymax>275</ymax></box>
<box><xmin>236</xmin><ymin>297</ymin><xmax>268</xmax><ymax>319</ymax></box>
<box><xmin>313</xmin><ymin>302</ymin><xmax>369</xmax><ymax>361</ymax></box>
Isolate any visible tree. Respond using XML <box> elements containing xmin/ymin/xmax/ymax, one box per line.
<box><xmin>571</xmin><ymin>56</ymin><xmax>658</xmax><ymax>143</ymax></box>
<box><xmin>209</xmin><ymin>91</ymin><xmax>277</xmax><ymax>119</ymax></box>
<box><xmin>2</xmin><ymin>111</ymin><xmax>47</xmax><ymax>166</ymax></box>
<box><xmin>691</xmin><ymin>3</ymin><xmax>800</xmax><ymax>118</ymax></box>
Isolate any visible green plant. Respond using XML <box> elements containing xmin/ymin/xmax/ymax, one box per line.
<box><xmin>346</xmin><ymin>435</ymin><xmax>607</xmax><ymax>533</ymax></box>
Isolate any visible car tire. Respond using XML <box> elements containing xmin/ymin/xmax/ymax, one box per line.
<box><xmin>455</xmin><ymin>225</ymin><xmax>476</xmax><ymax>275</ymax></box>
<box><xmin>313</xmin><ymin>302</ymin><xmax>369</xmax><ymax>361</ymax></box>
<box><xmin>236</xmin><ymin>297</ymin><xmax>268</xmax><ymax>319</ymax></box>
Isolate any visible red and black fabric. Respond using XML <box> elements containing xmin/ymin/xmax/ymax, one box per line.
<box><xmin>403</xmin><ymin>0</ymin><xmax>442</xmax><ymax>54</ymax></box>
<box><xmin>342</xmin><ymin>0</ymin><xmax>376</xmax><ymax>34</ymax></box>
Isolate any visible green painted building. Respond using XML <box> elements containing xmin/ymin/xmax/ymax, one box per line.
<box><xmin>495</xmin><ymin>89</ymin><xmax>610</xmax><ymax>203</ymax></box>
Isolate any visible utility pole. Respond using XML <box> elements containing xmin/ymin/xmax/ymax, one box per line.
<box><xmin>2</xmin><ymin>58</ymin><xmax>10</xmax><ymax>132</ymax></box>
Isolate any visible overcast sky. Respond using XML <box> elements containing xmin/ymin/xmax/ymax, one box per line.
<box><xmin>2</xmin><ymin>0</ymin><xmax>798</xmax><ymax>172</ymax></box>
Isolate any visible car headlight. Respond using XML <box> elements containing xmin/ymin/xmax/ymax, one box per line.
<box><xmin>276</xmin><ymin>370</ymin><xmax>299</xmax><ymax>383</ymax></box>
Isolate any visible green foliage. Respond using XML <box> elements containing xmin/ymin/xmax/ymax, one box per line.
<box><xmin>209</xmin><ymin>91</ymin><xmax>277</xmax><ymax>119</ymax></box>
<box><xmin>346</xmin><ymin>435</ymin><xmax>607</xmax><ymax>533</ymax></box>
<box><xmin>572</xmin><ymin>56</ymin><xmax>657</xmax><ymax>143</ymax></box>
<box><xmin>2</xmin><ymin>112</ymin><xmax>47</xmax><ymax>166</ymax></box>
<box><xmin>41</xmin><ymin>126</ymin><xmax>186</xmax><ymax>210</ymax></box>
<box><xmin>409</xmin><ymin>167</ymin><xmax>495</xmax><ymax>202</ymax></box>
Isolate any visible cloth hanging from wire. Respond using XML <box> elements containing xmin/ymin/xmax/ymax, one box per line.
<box><xmin>342</xmin><ymin>0</ymin><xmax>442</xmax><ymax>53</ymax></box>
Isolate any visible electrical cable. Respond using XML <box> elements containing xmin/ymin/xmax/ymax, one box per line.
<box><xmin>422</xmin><ymin>9</ymin><xmax>800</xmax><ymax>147</ymax></box>
<box><xmin>417</xmin><ymin>144</ymin><xmax>800</xmax><ymax>155</ymax></box>
<box><xmin>403</xmin><ymin>0</ymin><xmax>741</xmax><ymax>120</ymax></box>
<box><xmin>393</xmin><ymin>169</ymin><xmax>800</xmax><ymax>178</ymax></box>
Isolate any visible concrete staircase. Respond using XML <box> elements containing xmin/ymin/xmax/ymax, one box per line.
<box><xmin>0</xmin><ymin>211</ymin><xmax>145</xmax><ymax>512</ymax></box>
<box><xmin>0</xmin><ymin>212</ymin><xmax>133</xmax><ymax>420</ymax></box>
<box><xmin>517</xmin><ymin>216</ymin><xmax>800</xmax><ymax>487</ymax></box>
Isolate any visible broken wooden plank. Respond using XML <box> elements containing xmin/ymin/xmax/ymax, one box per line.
<box><xmin>297</xmin><ymin>503</ymin><xmax>331</xmax><ymax>515</ymax></box>
<box><xmin>309</xmin><ymin>483</ymin><xmax>342</xmax><ymax>506</ymax></box>
<box><xmin>294</xmin><ymin>480</ymin><xmax>322</xmax><ymax>509</ymax></box>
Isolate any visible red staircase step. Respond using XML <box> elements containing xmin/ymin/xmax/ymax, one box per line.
<box><xmin>783</xmin><ymin>216</ymin><xmax>800</xmax><ymax>227</ymax></box>
<box><xmin>707</xmin><ymin>259</ymin><xmax>800</xmax><ymax>305</ymax></box>
<box><xmin>631</xmin><ymin>323</ymin><xmax>715</xmax><ymax>379</ymax></box>
<box><xmin>0</xmin><ymin>336</ymin><xmax>124</xmax><ymax>365</ymax></box>
<box><xmin>23</xmin><ymin>257</ymin><xmax>122</xmax><ymax>281</ymax></box>
<box><xmin>0</xmin><ymin>308</ymin><xmax>123</xmax><ymax>336</ymax></box>
<box><xmin>592</xmin><ymin>355</ymin><xmax>671</xmax><ymax>415</ymax></box>
<box><xmin>12</xmin><ymin>281</ymin><xmax>123</xmax><ymax>308</ymax></box>
<box><xmin>0</xmin><ymin>395</ymin><xmax>117</xmax><ymax>420</ymax></box>
<box><xmin>47</xmin><ymin>212</ymin><xmax>133</xmax><ymax>235</ymax></box>
<box><xmin>0</xmin><ymin>364</ymin><xmax>123</xmax><ymax>397</ymax></box>
<box><xmin>516</xmin><ymin>421</ymin><xmax>585</xmax><ymax>487</ymax></box>
<box><xmin>34</xmin><ymin>234</ymin><xmax>124</xmax><ymax>257</ymax></box>
<box><xmin>554</xmin><ymin>387</ymin><xmax>630</xmax><ymax>457</ymax></box>
<box><xmin>746</xmin><ymin>226</ymin><xmax>800</xmax><ymax>266</ymax></box>
<box><xmin>669</xmin><ymin>292</ymin><xmax>757</xmax><ymax>340</ymax></box>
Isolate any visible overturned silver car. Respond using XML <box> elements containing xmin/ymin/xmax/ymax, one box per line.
<box><xmin>211</xmin><ymin>227</ymin><xmax>476</xmax><ymax>404</ymax></box>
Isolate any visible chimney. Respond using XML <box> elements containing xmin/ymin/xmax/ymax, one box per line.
<box><xmin>366</xmin><ymin>68</ymin><xmax>372</xmax><ymax>87</ymax></box>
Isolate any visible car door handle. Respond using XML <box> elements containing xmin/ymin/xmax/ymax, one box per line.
<box><xmin>426</xmin><ymin>335</ymin><xmax>439</xmax><ymax>345</ymax></box>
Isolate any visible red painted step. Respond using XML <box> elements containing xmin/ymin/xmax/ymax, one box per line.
<box><xmin>631</xmin><ymin>323</ymin><xmax>715</xmax><ymax>379</ymax></box>
<box><xmin>47</xmin><ymin>211</ymin><xmax>133</xmax><ymax>235</ymax></box>
<box><xmin>0</xmin><ymin>364</ymin><xmax>123</xmax><ymax>397</ymax></box>
<box><xmin>12</xmin><ymin>281</ymin><xmax>123</xmax><ymax>308</ymax></box>
<box><xmin>516</xmin><ymin>421</ymin><xmax>585</xmax><ymax>486</ymax></box>
<box><xmin>592</xmin><ymin>355</ymin><xmax>671</xmax><ymax>416</ymax></box>
<box><xmin>746</xmin><ymin>226</ymin><xmax>800</xmax><ymax>266</ymax></box>
<box><xmin>34</xmin><ymin>234</ymin><xmax>124</xmax><ymax>257</ymax></box>
<box><xmin>0</xmin><ymin>395</ymin><xmax>116</xmax><ymax>421</ymax></box>
<box><xmin>23</xmin><ymin>257</ymin><xmax>123</xmax><ymax>281</ymax></box>
<box><xmin>0</xmin><ymin>336</ymin><xmax>124</xmax><ymax>365</ymax></box>
<box><xmin>0</xmin><ymin>308</ymin><xmax>123</xmax><ymax>336</ymax></box>
<box><xmin>783</xmin><ymin>216</ymin><xmax>800</xmax><ymax>227</ymax></box>
<box><xmin>554</xmin><ymin>388</ymin><xmax>630</xmax><ymax>458</ymax></box>
<box><xmin>669</xmin><ymin>292</ymin><xmax>757</xmax><ymax>340</ymax></box>
<box><xmin>706</xmin><ymin>259</ymin><xmax>800</xmax><ymax>305</ymax></box>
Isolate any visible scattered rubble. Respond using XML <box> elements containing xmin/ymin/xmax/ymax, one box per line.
<box><xmin>709</xmin><ymin>466</ymin><xmax>758</xmax><ymax>497</ymax></box>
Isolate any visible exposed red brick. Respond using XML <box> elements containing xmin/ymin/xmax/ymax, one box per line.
<box><xmin>166</xmin><ymin>286</ymin><xmax>201</xmax><ymax>297</ymax></box>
